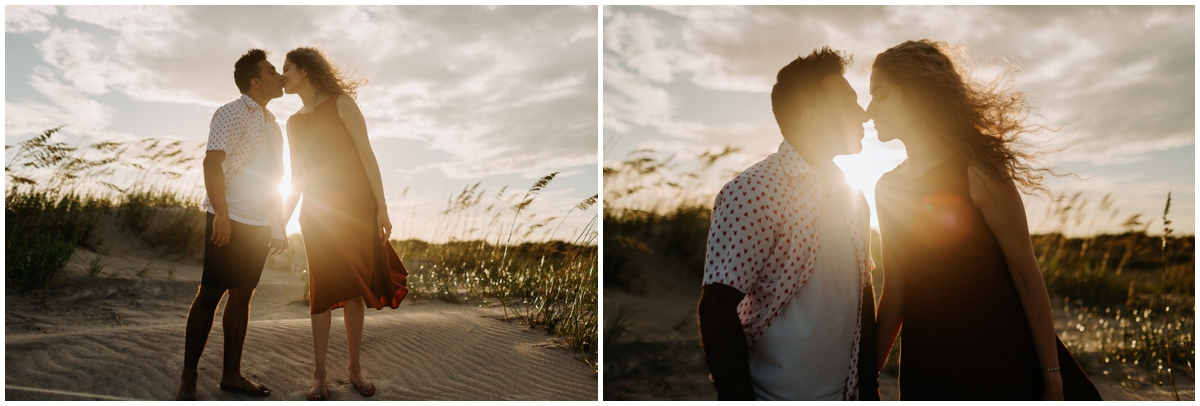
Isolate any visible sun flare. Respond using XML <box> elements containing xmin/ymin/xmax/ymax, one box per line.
<box><xmin>833</xmin><ymin>130</ymin><xmax>906</xmax><ymax>193</ymax></box>
<box><xmin>277</xmin><ymin>181</ymin><xmax>291</xmax><ymax>199</ymax></box>
<box><xmin>834</xmin><ymin>150</ymin><xmax>902</xmax><ymax>193</ymax></box>
<box><xmin>833</xmin><ymin>127</ymin><xmax>907</xmax><ymax>228</ymax></box>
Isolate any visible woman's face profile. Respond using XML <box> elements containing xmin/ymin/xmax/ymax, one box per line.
<box><xmin>281</xmin><ymin>60</ymin><xmax>304</xmax><ymax>95</ymax></box>
<box><xmin>866</xmin><ymin>71</ymin><xmax>922</xmax><ymax>144</ymax></box>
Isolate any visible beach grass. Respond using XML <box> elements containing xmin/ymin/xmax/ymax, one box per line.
<box><xmin>6</xmin><ymin>127</ymin><xmax>599</xmax><ymax>369</ymax></box>
<box><xmin>603</xmin><ymin>147</ymin><xmax>1195</xmax><ymax>392</ymax></box>
<box><xmin>390</xmin><ymin>175</ymin><xmax>600</xmax><ymax>368</ymax></box>
<box><xmin>86</xmin><ymin>255</ymin><xmax>109</xmax><ymax>278</ymax></box>
<box><xmin>5</xmin><ymin>126</ymin><xmax>209</xmax><ymax>292</ymax></box>
<box><xmin>5</xmin><ymin>189</ymin><xmax>108</xmax><ymax>293</ymax></box>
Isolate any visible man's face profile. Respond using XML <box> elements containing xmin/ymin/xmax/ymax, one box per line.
<box><xmin>812</xmin><ymin>74</ymin><xmax>867</xmax><ymax>156</ymax></box>
<box><xmin>254</xmin><ymin>59</ymin><xmax>285</xmax><ymax>98</ymax></box>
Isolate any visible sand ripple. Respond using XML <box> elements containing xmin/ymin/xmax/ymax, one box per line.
<box><xmin>6</xmin><ymin>301</ymin><xmax>596</xmax><ymax>401</ymax></box>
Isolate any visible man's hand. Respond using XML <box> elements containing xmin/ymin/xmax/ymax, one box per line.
<box><xmin>203</xmin><ymin>150</ymin><xmax>231</xmax><ymax>248</ymax></box>
<box><xmin>268</xmin><ymin>237</ymin><xmax>289</xmax><ymax>255</ymax></box>
<box><xmin>698</xmin><ymin>283</ymin><xmax>756</xmax><ymax>400</ymax></box>
<box><xmin>211</xmin><ymin>213</ymin><xmax>232</xmax><ymax>247</ymax></box>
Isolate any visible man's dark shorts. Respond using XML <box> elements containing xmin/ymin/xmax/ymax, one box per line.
<box><xmin>202</xmin><ymin>212</ymin><xmax>270</xmax><ymax>290</ymax></box>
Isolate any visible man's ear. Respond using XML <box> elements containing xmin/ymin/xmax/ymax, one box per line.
<box><xmin>799</xmin><ymin>107</ymin><xmax>823</xmax><ymax>130</ymax></box>
<box><xmin>250</xmin><ymin>77</ymin><xmax>262</xmax><ymax>90</ymax></box>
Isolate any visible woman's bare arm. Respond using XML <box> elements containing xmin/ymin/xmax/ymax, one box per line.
<box><xmin>874</xmin><ymin>246</ymin><xmax>903</xmax><ymax>373</ymax></box>
<box><xmin>968</xmin><ymin>163</ymin><xmax>1063</xmax><ymax>400</ymax></box>
<box><xmin>336</xmin><ymin>94</ymin><xmax>392</xmax><ymax>239</ymax></box>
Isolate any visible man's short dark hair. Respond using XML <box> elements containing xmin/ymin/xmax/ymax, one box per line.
<box><xmin>234</xmin><ymin>49</ymin><xmax>268</xmax><ymax>94</ymax></box>
<box><xmin>770</xmin><ymin>47</ymin><xmax>851</xmax><ymax>135</ymax></box>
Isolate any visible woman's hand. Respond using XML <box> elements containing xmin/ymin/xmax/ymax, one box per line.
<box><xmin>377</xmin><ymin>206</ymin><xmax>392</xmax><ymax>241</ymax></box>
<box><xmin>1043</xmin><ymin>371</ymin><xmax>1065</xmax><ymax>400</ymax></box>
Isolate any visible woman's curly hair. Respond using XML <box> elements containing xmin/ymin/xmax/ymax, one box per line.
<box><xmin>286</xmin><ymin>47</ymin><xmax>368</xmax><ymax>99</ymax></box>
<box><xmin>873</xmin><ymin>39</ymin><xmax>1062</xmax><ymax>197</ymax></box>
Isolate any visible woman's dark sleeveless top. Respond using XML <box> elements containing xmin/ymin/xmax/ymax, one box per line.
<box><xmin>288</xmin><ymin>96</ymin><xmax>408</xmax><ymax>314</ymax></box>
<box><xmin>875</xmin><ymin>154</ymin><xmax>1100</xmax><ymax>400</ymax></box>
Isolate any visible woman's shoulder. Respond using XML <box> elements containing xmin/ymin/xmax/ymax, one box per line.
<box><xmin>332</xmin><ymin>93</ymin><xmax>361</xmax><ymax>117</ymax></box>
<box><xmin>334</xmin><ymin>93</ymin><xmax>357</xmax><ymax>108</ymax></box>
<box><xmin>965</xmin><ymin>159</ymin><xmax>1021</xmax><ymax>210</ymax></box>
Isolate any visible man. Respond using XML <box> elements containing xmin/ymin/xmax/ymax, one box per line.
<box><xmin>176</xmin><ymin>49</ymin><xmax>289</xmax><ymax>401</ymax></box>
<box><xmin>697</xmin><ymin>47</ymin><xmax>879</xmax><ymax>401</ymax></box>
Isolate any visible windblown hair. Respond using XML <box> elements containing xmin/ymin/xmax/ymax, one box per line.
<box><xmin>771</xmin><ymin>47</ymin><xmax>851</xmax><ymax>137</ymax></box>
<box><xmin>873</xmin><ymin>39</ymin><xmax>1059</xmax><ymax>196</ymax></box>
<box><xmin>233</xmin><ymin>48</ymin><xmax>268</xmax><ymax>94</ymax></box>
<box><xmin>286</xmin><ymin>47</ymin><xmax>367</xmax><ymax>99</ymax></box>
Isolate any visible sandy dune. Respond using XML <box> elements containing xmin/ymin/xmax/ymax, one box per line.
<box><xmin>6</xmin><ymin>216</ymin><xmax>596</xmax><ymax>401</ymax></box>
<box><xmin>8</xmin><ymin>301</ymin><xmax>595</xmax><ymax>401</ymax></box>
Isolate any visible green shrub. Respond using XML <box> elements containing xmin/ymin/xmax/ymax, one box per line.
<box><xmin>6</xmin><ymin>223</ymin><xmax>76</xmax><ymax>291</ymax></box>
<box><xmin>5</xmin><ymin>189</ymin><xmax>107</xmax><ymax>291</ymax></box>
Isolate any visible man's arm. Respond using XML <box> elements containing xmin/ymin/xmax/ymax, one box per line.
<box><xmin>698</xmin><ymin>283</ymin><xmax>755</xmax><ymax>401</ymax></box>
<box><xmin>203</xmin><ymin>150</ymin><xmax>231</xmax><ymax>247</ymax></box>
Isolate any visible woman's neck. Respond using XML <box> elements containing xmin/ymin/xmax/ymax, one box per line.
<box><xmin>298</xmin><ymin>86</ymin><xmax>324</xmax><ymax>109</ymax></box>
<box><xmin>895</xmin><ymin>130</ymin><xmax>958</xmax><ymax>180</ymax></box>
<box><xmin>903</xmin><ymin>131</ymin><xmax>955</xmax><ymax>166</ymax></box>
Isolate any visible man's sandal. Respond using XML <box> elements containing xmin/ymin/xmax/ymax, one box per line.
<box><xmin>219</xmin><ymin>383</ymin><xmax>271</xmax><ymax>397</ymax></box>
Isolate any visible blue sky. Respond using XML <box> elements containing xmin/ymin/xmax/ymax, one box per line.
<box><xmin>6</xmin><ymin>5</ymin><xmax>599</xmax><ymax>242</ymax></box>
<box><xmin>604</xmin><ymin>5</ymin><xmax>1194</xmax><ymax>235</ymax></box>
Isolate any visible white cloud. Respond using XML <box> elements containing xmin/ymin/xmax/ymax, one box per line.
<box><xmin>5</xmin><ymin>5</ymin><xmax>57</xmax><ymax>33</ymax></box>
<box><xmin>604</xmin><ymin>9</ymin><xmax>680</xmax><ymax>84</ymax></box>
<box><xmin>603</xmin><ymin>60</ymin><xmax>676</xmax><ymax>134</ymax></box>
<box><xmin>7</xmin><ymin>68</ymin><xmax>114</xmax><ymax>135</ymax></box>
<box><xmin>605</xmin><ymin>5</ymin><xmax>1194</xmax><ymax>166</ymax></box>
<box><xmin>604</xmin><ymin>6</ymin><xmax>1194</xmax><ymax>233</ymax></box>
<box><xmin>8</xmin><ymin>5</ymin><xmax>598</xmax><ymax>181</ymax></box>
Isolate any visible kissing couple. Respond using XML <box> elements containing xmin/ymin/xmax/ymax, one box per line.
<box><xmin>175</xmin><ymin>47</ymin><xmax>408</xmax><ymax>401</ymax></box>
<box><xmin>697</xmin><ymin>40</ymin><xmax>1103</xmax><ymax>401</ymax></box>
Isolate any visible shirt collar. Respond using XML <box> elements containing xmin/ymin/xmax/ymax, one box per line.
<box><xmin>239</xmin><ymin>94</ymin><xmax>260</xmax><ymax>110</ymax></box>
<box><xmin>238</xmin><ymin>94</ymin><xmax>275</xmax><ymax>121</ymax></box>
<box><xmin>775</xmin><ymin>140</ymin><xmax>812</xmax><ymax>178</ymax></box>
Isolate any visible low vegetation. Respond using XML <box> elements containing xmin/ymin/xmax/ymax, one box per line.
<box><xmin>6</xmin><ymin>127</ymin><xmax>599</xmax><ymax>370</ymax></box>
<box><xmin>604</xmin><ymin>147</ymin><xmax>1194</xmax><ymax>396</ymax></box>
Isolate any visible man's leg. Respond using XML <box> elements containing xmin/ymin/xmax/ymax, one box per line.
<box><xmin>176</xmin><ymin>285</ymin><xmax>228</xmax><ymax>401</ymax></box>
<box><xmin>219</xmin><ymin>286</ymin><xmax>269</xmax><ymax>395</ymax></box>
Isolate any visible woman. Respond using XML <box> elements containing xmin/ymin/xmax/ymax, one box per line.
<box><xmin>868</xmin><ymin>40</ymin><xmax>1100</xmax><ymax>400</ymax></box>
<box><xmin>281</xmin><ymin>47</ymin><xmax>408</xmax><ymax>401</ymax></box>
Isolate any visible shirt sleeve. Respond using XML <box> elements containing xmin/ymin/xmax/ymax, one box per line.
<box><xmin>207</xmin><ymin>104</ymin><xmax>239</xmax><ymax>151</ymax></box>
<box><xmin>703</xmin><ymin>174</ymin><xmax>773</xmax><ymax>295</ymax></box>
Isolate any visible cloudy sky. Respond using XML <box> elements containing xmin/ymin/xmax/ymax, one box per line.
<box><xmin>604</xmin><ymin>5</ymin><xmax>1194</xmax><ymax>235</ymax></box>
<box><xmin>6</xmin><ymin>5</ymin><xmax>599</xmax><ymax>242</ymax></box>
